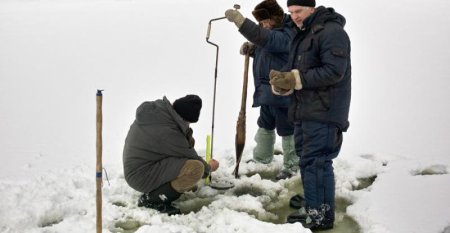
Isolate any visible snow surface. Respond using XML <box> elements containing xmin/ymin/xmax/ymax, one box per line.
<box><xmin>1</xmin><ymin>0</ymin><xmax>450</xmax><ymax>233</ymax></box>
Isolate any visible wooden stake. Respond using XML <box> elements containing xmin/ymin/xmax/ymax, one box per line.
<box><xmin>96</xmin><ymin>90</ymin><xmax>103</xmax><ymax>233</ymax></box>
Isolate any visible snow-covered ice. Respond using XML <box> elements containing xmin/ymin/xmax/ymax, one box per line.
<box><xmin>1</xmin><ymin>0</ymin><xmax>450</xmax><ymax>233</ymax></box>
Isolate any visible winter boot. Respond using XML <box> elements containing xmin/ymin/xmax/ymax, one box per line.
<box><xmin>275</xmin><ymin>135</ymin><xmax>299</xmax><ymax>180</ymax></box>
<box><xmin>289</xmin><ymin>194</ymin><xmax>305</xmax><ymax>209</ymax></box>
<box><xmin>252</xmin><ymin>128</ymin><xmax>276</xmax><ymax>164</ymax></box>
<box><xmin>275</xmin><ymin>168</ymin><xmax>297</xmax><ymax>180</ymax></box>
<box><xmin>138</xmin><ymin>182</ymin><xmax>182</xmax><ymax>215</ymax></box>
<box><xmin>287</xmin><ymin>206</ymin><xmax>308</xmax><ymax>223</ymax></box>
<box><xmin>287</xmin><ymin>205</ymin><xmax>334</xmax><ymax>231</ymax></box>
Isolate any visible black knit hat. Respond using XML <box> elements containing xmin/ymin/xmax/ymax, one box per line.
<box><xmin>287</xmin><ymin>0</ymin><xmax>316</xmax><ymax>7</ymax></box>
<box><xmin>252</xmin><ymin>0</ymin><xmax>284</xmax><ymax>22</ymax></box>
<box><xmin>173</xmin><ymin>95</ymin><xmax>202</xmax><ymax>123</ymax></box>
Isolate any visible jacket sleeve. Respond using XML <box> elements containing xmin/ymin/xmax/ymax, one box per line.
<box><xmin>239</xmin><ymin>18</ymin><xmax>291</xmax><ymax>53</ymax></box>
<box><xmin>199</xmin><ymin>157</ymin><xmax>211</xmax><ymax>179</ymax></box>
<box><xmin>300</xmin><ymin>25</ymin><xmax>350</xmax><ymax>89</ymax></box>
<box><xmin>162</xmin><ymin>127</ymin><xmax>212</xmax><ymax>177</ymax></box>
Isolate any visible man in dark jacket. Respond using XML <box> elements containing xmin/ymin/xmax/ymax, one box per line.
<box><xmin>123</xmin><ymin>95</ymin><xmax>219</xmax><ymax>215</ymax></box>
<box><xmin>268</xmin><ymin>0</ymin><xmax>352</xmax><ymax>230</ymax></box>
<box><xmin>225</xmin><ymin>0</ymin><xmax>298</xmax><ymax>180</ymax></box>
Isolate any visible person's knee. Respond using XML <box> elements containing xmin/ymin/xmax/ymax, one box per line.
<box><xmin>182</xmin><ymin>160</ymin><xmax>205</xmax><ymax>180</ymax></box>
<box><xmin>171</xmin><ymin>160</ymin><xmax>205</xmax><ymax>193</ymax></box>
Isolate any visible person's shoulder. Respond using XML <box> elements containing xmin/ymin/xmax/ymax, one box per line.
<box><xmin>136</xmin><ymin>98</ymin><xmax>167</xmax><ymax>114</ymax></box>
<box><xmin>270</xmin><ymin>16</ymin><xmax>295</xmax><ymax>35</ymax></box>
<box><xmin>138</xmin><ymin>98</ymin><xmax>160</xmax><ymax>108</ymax></box>
<box><xmin>282</xmin><ymin>14</ymin><xmax>295</xmax><ymax>28</ymax></box>
<box><xmin>322</xmin><ymin>21</ymin><xmax>347</xmax><ymax>37</ymax></box>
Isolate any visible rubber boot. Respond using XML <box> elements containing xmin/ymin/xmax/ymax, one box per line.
<box><xmin>282</xmin><ymin>135</ymin><xmax>299</xmax><ymax>171</ymax></box>
<box><xmin>275</xmin><ymin>135</ymin><xmax>299</xmax><ymax>180</ymax></box>
<box><xmin>253</xmin><ymin>128</ymin><xmax>275</xmax><ymax>164</ymax></box>
<box><xmin>138</xmin><ymin>182</ymin><xmax>182</xmax><ymax>215</ymax></box>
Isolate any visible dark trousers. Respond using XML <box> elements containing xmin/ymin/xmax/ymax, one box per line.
<box><xmin>257</xmin><ymin>105</ymin><xmax>294</xmax><ymax>136</ymax></box>
<box><xmin>294</xmin><ymin>120</ymin><xmax>343</xmax><ymax>221</ymax></box>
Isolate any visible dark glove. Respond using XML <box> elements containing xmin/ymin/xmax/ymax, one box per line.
<box><xmin>225</xmin><ymin>9</ymin><xmax>245</xmax><ymax>28</ymax></box>
<box><xmin>240</xmin><ymin>42</ymin><xmax>255</xmax><ymax>56</ymax></box>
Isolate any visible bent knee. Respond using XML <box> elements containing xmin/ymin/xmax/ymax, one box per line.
<box><xmin>171</xmin><ymin>160</ymin><xmax>205</xmax><ymax>193</ymax></box>
<box><xmin>181</xmin><ymin>160</ymin><xmax>205</xmax><ymax>180</ymax></box>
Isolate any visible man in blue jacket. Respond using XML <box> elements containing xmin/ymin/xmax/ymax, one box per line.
<box><xmin>267</xmin><ymin>0</ymin><xmax>352</xmax><ymax>230</ymax></box>
<box><xmin>225</xmin><ymin>0</ymin><xmax>298</xmax><ymax>180</ymax></box>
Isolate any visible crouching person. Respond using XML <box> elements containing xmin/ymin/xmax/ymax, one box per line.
<box><xmin>123</xmin><ymin>95</ymin><xmax>219</xmax><ymax>215</ymax></box>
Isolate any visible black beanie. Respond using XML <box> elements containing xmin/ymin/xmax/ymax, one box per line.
<box><xmin>173</xmin><ymin>95</ymin><xmax>202</xmax><ymax>123</ymax></box>
<box><xmin>287</xmin><ymin>0</ymin><xmax>316</xmax><ymax>7</ymax></box>
<box><xmin>252</xmin><ymin>0</ymin><xmax>284</xmax><ymax>22</ymax></box>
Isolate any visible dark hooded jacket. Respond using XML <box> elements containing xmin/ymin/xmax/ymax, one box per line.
<box><xmin>123</xmin><ymin>96</ymin><xmax>209</xmax><ymax>193</ymax></box>
<box><xmin>238</xmin><ymin>14</ymin><xmax>294</xmax><ymax>108</ymax></box>
<box><xmin>285</xmin><ymin>7</ymin><xmax>352</xmax><ymax>131</ymax></box>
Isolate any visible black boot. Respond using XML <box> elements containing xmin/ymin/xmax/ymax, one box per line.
<box><xmin>138</xmin><ymin>182</ymin><xmax>182</xmax><ymax>215</ymax></box>
<box><xmin>287</xmin><ymin>205</ymin><xmax>334</xmax><ymax>231</ymax></box>
<box><xmin>287</xmin><ymin>207</ymin><xmax>308</xmax><ymax>223</ymax></box>
<box><xmin>289</xmin><ymin>194</ymin><xmax>305</xmax><ymax>209</ymax></box>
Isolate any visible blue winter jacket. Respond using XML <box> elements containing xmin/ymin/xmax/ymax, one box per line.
<box><xmin>285</xmin><ymin>7</ymin><xmax>352</xmax><ymax>131</ymax></box>
<box><xmin>238</xmin><ymin>14</ymin><xmax>294</xmax><ymax>108</ymax></box>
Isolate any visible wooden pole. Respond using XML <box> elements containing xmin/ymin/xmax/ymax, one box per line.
<box><xmin>96</xmin><ymin>90</ymin><xmax>103</xmax><ymax>233</ymax></box>
<box><xmin>232</xmin><ymin>50</ymin><xmax>250</xmax><ymax>178</ymax></box>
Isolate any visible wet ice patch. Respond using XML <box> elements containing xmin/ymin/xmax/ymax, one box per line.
<box><xmin>112</xmin><ymin>218</ymin><xmax>143</xmax><ymax>233</ymax></box>
<box><xmin>232</xmin><ymin>184</ymin><xmax>265</xmax><ymax>197</ymax></box>
<box><xmin>411</xmin><ymin>164</ymin><xmax>448</xmax><ymax>176</ymax></box>
<box><xmin>38</xmin><ymin>211</ymin><xmax>64</xmax><ymax>228</ymax></box>
<box><xmin>112</xmin><ymin>201</ymin><xmax>128</xmax><ymax>208</ymax></box>
<box><xmin>360</xmin><ymin>154</ymin><xmax>389</xmax><ymax>166</ymax></box>
<box><xmin>334</xmin><ymin>156</ymin><xmax>383</xmax><ymax>199</ymax></box>
<box><xmin>352</xmin><ymin>176</ymin><xmax>377</xmax><ymax>191</ymax></box>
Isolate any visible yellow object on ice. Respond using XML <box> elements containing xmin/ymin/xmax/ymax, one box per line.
<box><xmin>205</xmin><ymin>135</ymin><xmax>211</xmax><ymax>185</ymax></box>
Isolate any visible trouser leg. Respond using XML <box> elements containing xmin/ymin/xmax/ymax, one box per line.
<box><xmin>297</xmin><ymin>120</ymin><xmax>342</xmax><ymax>223</ymax></box>
<box><xmin>294</xmin><ymin>121</ymin><xmax>304</xmax><ymax>183</ymax></box>
<box><xmin>171</xmin><ymin>160</ymin><xmax>205</xmax><ymax>193</ymax></box>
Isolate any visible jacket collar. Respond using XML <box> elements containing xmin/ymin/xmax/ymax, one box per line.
<box><xmin>302</xmin><ymin>6</ymin><xmax>346</xmax><ymax>33</ymax></box>
<box><xmin>163</xmin><ymin>96</ymin><xmax>190</xmax><ymax>133</ymax></box>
